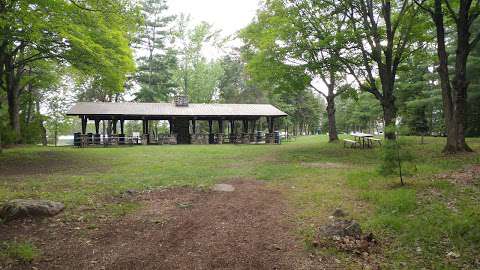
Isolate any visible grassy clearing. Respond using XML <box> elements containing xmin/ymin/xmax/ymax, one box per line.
<box><xmin>0</xmin><ymin>136</ymin><xmax>479</xmax><ymax>268</ymax></box>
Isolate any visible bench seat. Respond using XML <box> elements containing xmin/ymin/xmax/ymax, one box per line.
<box><xmin>343</xmin><ymin>139</ymin><xmax>360</xmax><ymax>148</ymax></box>
<box><xmin>366</xmin><ymin>137</ymin><xmax>382</xmax><ymax>146</ymax></box>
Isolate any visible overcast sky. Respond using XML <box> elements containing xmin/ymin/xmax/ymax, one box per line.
<box><xmin>167</xmin><ymin>0</ymin><xmax>259</xmax><ymax>36</ymax></box>
<box><xmin>166</xmin><ymin>0</ymin><xmax>260</xmax><ymax>57</ymax></box>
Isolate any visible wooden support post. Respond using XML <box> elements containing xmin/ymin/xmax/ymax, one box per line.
<box><xmin>119</xmin><ymin>119</ymin><xmax>125</xmax><ymax>145</ymax></box>
<box><xmin>81</xmin><ymin>116</ymin><xmax>87</xmax><ymax>134</ymax></box>
<box><xmin>145</xmin><ymin>119</ymin><xmax>150</xmax><ymax>144</ymax></box>
<box><xmin>268</xmin><ymin>117</ymin><xmax>274</xmax><ymax>133</ymax></box>
<box><xmin>112</xmin><ymin>119</ymin><xmax>118</xmax><ymax>134</ymax></box>
<box><xmin>94</xmin><ymin>119</ymin><xmax>100</xmax><ymax>134</ymax></box>
<box><xmin>94</xmin><ymin>119</ymin><xmax>101</xmax><ymax>145</ymax></box>
<box><xmin>191</xmin><ymin>119</ymin><xmax>196</xmax><ymax>134</ymax></box>
<box><xmin>168</xmin><ymin>119</ymin><xmax>173</xmax><ymax>134</ymax></box>
<box><xmin>230</xmin><ymin>120</ymin><xmax>235</xmax><ymax>135</ymax></box>
<box><xmin>208</xmin><ymin>120</ymin><xmax>214</xmax><ymax>144</ymax></box>
<box><xmin>142</xmin><ymin>119</ymin><xmax>146</xmax><ymax>135</ymax></box>
<box><xmin>242</xmin><ymin>120</ymin><xmax>248</xmax><ymax>133</ymax></box>
<box><xmin>218</xmin><ymin>120</ymin><xmax>224</xmax><ymax>133</ymax></box>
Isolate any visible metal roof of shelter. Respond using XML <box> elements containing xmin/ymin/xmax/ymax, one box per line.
<box><xmin>67</xmin><ymin>102</ymin><xmax>288</xmax><ymax>118</ymax></box>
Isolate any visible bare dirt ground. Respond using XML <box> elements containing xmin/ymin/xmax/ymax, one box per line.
<box><xmin>0</xmin><ymin>151</ymin><xmax>107</xmax><ymax>178</ymax></box>
<box><xmin>436</xmin><ymin>164</ymin><xmax>480</xmax><ymax>185</ymax></box>
<box><xmin>1</xmin><ymin>180</ymin><xmax>328</xmax><ymax>270</ymax></box>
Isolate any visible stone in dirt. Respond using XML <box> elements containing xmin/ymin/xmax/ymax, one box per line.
<box><xmin>332</xmin><ymin>208</ymin><xmax>348</xmax><ymax>218</ymax></box>
<box><xmin>122</xmin><ymin>189</ymin><xmax>138</xmax><ymax>197</ymax></box>
<box><xmin>0</xmin><ymin>199</ymin><xmax>64</xmax><ymax>222</ymax></box>
<box><xmin>321</xmin><ymin>219</ymin><xmax>362</xmax><ymax>238</ymax></box>
<box><xmin>212</xmin><ymin>184</ymin><xmax>235</xmax><ymax>192</ymax></box>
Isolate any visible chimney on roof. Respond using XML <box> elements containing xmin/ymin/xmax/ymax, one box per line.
<box><xmin>174</xmin><ymin>95</ymin><xmax>189</xmax><ymax>106</ymax></box>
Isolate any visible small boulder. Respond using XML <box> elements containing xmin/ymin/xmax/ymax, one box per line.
<box><xmin>332</xmin><ymin>208</ymin><xmax>348</xmax><ymax>218</ymax></box>
<box><xmin>343</xmin><ymin>220</ymin><xmax>362</xmax><ymax>238</ymax></box>
<box><xmin>212</xmin><ymin>184</ymin><xmax>235</xmax><ymax>192</ymax></box>
<box><xmin>0</xmin><ymin>199</ymin><xmax>64</xmax><ymax>222</ymax></box>
<box><xmin>121</xmin><ymin>189</ymin><xmax>138</xmax><ymax>198</ymax></box>
<box><xmin>321</xmin><ymin>219</ymin><xmax>362</xmax><ymax>238</ymax></box>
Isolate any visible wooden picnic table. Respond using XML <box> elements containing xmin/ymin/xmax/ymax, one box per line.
<box><xmin>351</xmin><ymin>133</ymin><xmax>374</xmax><ymax>148</ymax></box>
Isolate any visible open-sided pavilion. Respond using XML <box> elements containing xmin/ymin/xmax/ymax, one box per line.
<box><xmin>67</xmin><ymin>97</ymin><xmax>288</xmax><ymax>146</ymax></box>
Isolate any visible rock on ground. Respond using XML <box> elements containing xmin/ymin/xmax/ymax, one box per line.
<box><xmin>332</xmin><ymin>208</ymin><xmax>348</xmax><ymax>218</ymax></box>
<box><xmin>212</xmin><ymin>183</ymin><xmax>235</xmax><ymax>192</ymax></box>
<box><xmin>321</xmin><ymin>219</ymin><xmax>362</xmax><ymax>238</ymax></box>
<box><xmin>0</xmin><ymin>199</ymin><xmax>64</xmax><ymax>222</ymax></box>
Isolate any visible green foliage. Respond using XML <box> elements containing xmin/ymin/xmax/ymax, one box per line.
<box><xmin>135</xmin><ymin>0</ymin><xmax>177</xmax><ymax>102</ymax></box>
<box><xmin>0</xmin><ymin>0</ymin><xmax>140</xmax><ymax>143</ymax></box>
<box><xmin>0</xmin><ymin>241</ymin><xmax>40</xmax><ymax>263</ymax></box>
<box><xmin>378</xmin><ymin>130</ymin><xmax>415</xmax><ymax>185</ymax></box>
<box><xmin>335</xmin><ymin>93</ymin><xmax>382</xmax><ymax>133</ymax></box>
<box><xmin>218</xmin><ymin>54</ymin><xmax>266</xmax><ymax>103</ymax></box>
<box><xmin>396</xmin><ymin>49</ymin><xmax>444</xmax><ymax>136</ymax></box>
<box><xmin>466</xmin><ymin>23</ymin><xmax>480</xmax><ymax>137</ymax></box>
<box><xmin>172</xmin><ymin>15</ymin><xmax>225</xmax><ymax>102</ymax></box>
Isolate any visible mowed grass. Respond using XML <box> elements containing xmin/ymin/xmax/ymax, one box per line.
<box><xmin>0</xmin><ymin>136</ymin><xmax>479</xmax><ymax>268</ymax></box>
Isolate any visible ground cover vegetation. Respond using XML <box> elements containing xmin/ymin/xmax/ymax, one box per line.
<box><xmin>0</xmin><ymin>136</ymin><xmax>479</xmax><ymax>268</ymax></box>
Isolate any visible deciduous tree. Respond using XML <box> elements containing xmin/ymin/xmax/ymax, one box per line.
<box><xmin>414</xmin><ymin>0</ymin><xmax>480</xmax><ymax>153</ymax></box>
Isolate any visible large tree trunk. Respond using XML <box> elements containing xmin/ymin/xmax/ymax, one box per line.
<box><xmin>7</xmin><ymin>83</ymin><xmax>21</xmax><ymax>143</ymax></box>
<box><xmin>40</xmin><ymin>121</ymin><xmax>47</xmax><ymax>146</ymax></box>
<box><xmin>326</xmin><ymin>96</ymin><xmax>338</xmax><ymax>142</ymax></box>
<box><xmin>35</xmin><ymin>99</ymin><xmax>47</xmax><ymax>146</ymax></box>
<box><xmin>452</xmin><ymin>0</ymin><xmax>473</xmax><ymax>152</ymax></box>
<box><xmin>5</xmin><ymin>57</ymin><xmax>23</xmax><ymax>143</ymax></box>
<box><xmin>383</xmin><ymin>101</ymin><xmax>397</xmax><ymax>140</ymax></box>
<box><xmin>433</xmin><ymin>0</ymin><xmax>472</xmax><ymax>153</ymax></box>
<box><xmin>381</xmin><ymin>81</ymin><xmax>397</xmax><ymax>140</ymax></box>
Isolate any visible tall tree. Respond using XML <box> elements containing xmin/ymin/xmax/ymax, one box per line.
<box><xmin>0</xmin><ymin>0</ymin><xmax>138</xmax><ymax>143</ymax></box>
<box><xmin>172</xmin><ymin>15</ymin><xmax>224</xmax><ymax>102</ymax></box>
<box><xmin>218</xmin><ymin>54</ymin><xmax>266</xmax><ymax>104</ymax></box>
<box><xmin>414</xmin><ymin>0</ymin><xmax>480</xmax><ymax>153</ymax></box>
<box><xmin>338</xmin><ymin>0</ymin><xmax>429</xmax><ymax>140</ymax></box>
<box><xmin>134</xmin><ymin>0</ymin><xmax>177</xmax><ymax>102</ymax></box>
<box><xmin>241</xmin><ymin>0</ymin><xmax>351</xmax><ymax>142</ymax></box>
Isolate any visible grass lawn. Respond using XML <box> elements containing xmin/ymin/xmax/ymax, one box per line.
<box><xmin>1</xmin><ymin>135</ymin><xmax>479</xmax><ymax>268</ymax></box>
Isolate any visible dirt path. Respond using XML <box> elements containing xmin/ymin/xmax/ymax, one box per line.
<box><xmin>1</xmin><ymin>180</ymin><xmax>322</xmax><ymax>270</ymax></box>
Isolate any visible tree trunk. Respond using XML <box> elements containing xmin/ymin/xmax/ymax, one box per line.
<box><xmin>35</xmin><ymin>99</ymin><xmax>47</xmax><ymax>146</ymax></box>
<box><xmin>5</xmin><ymin>57</ymin><xmax>23</xmax><ymax>143</ymax></box>
<box><xmin>326</xmin><ymin>96</ymin><xmax>338</xmax><ymax>142</ymax></box>
<box><xmin>7</xmin><ymin>84</ymin><xmax>21</xmax><ymax>143</ymax></box>
<box><xmin>382</xmin><ymin>96</ymin><xmax>397</xmax><ymax>140</ymax></box>
<box><xmin>40</xmin><ymin>121</ymin><xmax>47</xmax><ymax>146</ymax></box>
<box><xmin>433</xmin><ymin>0</ymin><xmax>472</xmax><ymax>153</ymax></box>
<box><xmin>54</xmin><ymin>124</ymin><xmax>58</xmax><ymax>147</ymax></box>
<box><xmin>452</xmin><ymin>0</ymin><xmax>473</xmax><ymax>152</ymax></box>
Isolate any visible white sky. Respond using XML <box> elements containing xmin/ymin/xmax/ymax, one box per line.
<box><xmin>167</xmin><ymin>0</ymin><xmax>260</xmax><ymax>58</ymax></box>
<box><xmin>167</xmin><ymin>0</ymin><xmax>259</xmax><ymax>36</ymax></box>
